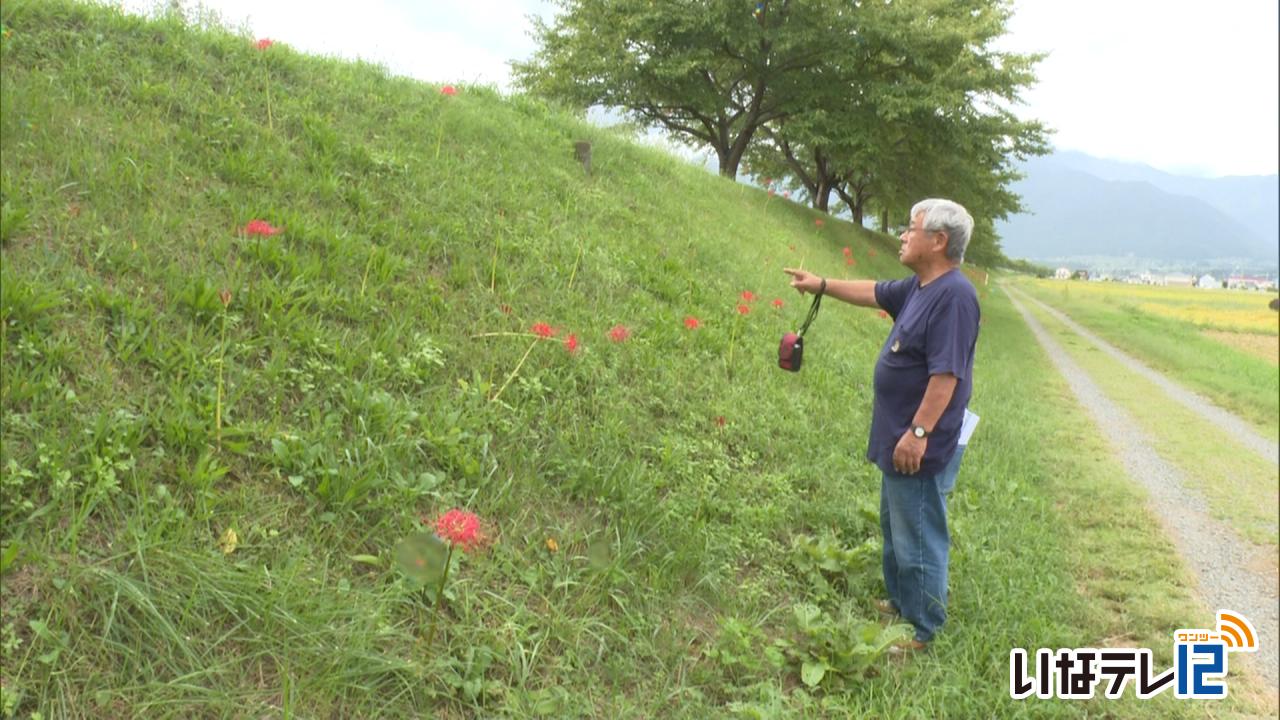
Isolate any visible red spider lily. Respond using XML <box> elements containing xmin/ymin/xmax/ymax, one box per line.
<box><xmin>684</xmin><ymin>316</ymin><xmax>701</xmax><ymax>330</ymax></box>
<box><xmin>608</xmin><ymin>325</ymin><xmax>630</xmax><ymax>342</ymax></box>
<box><xmin>564</xmin><ymin>334</ymin><xmax>579</xmax><ymax>353</ymax></box>
<box><xmin>815</xmin><ymin>219</ymin><xmax>825</xmax><ymax>228</ymax></box>
<box><xmin>842</xmin><ymin>246</ymin><xmax>852</xmax><ymax>256</ymax></box>
<box><xmin>243</xmin><ymin>219</ymin><xmax>281</xmax><ymax>236</ymax></box>
<box><xmin>218</xmin><ymin>289</ymin><xmax>232</xmax><ymax>308</ymax></box>
<box><xmin>441</xmin><ymin>85</ymin><xmax>458</xmax><ymax>96</ymax></box>
<box><xmin>771</xmin><ymin>298</ymin><xmax>783</xmax><ymax>309</ymax></box>
<box><xmin>433</xmin><ymin>508</ymin><xmax>485</xmax><ymax>552</ymax></box>
<box><xmin>878</xmin><ymin>310</ymin><xmax>890</xmax><ymax>319</ymax></box>
<box><xmin>255</xmin><ymin>38</ymin><xmax>274</xmax><ymax>50</ymax></box>
<box><xmin>846</xmin><ymin>258</ymin><xmax>856</xmax><ymax>266</ymax></box>
<box><xmin>741</xmin><ymin>290</ymin><xmax>756</xmax><ymax>303</ymax></box>
<box><xmin>736</xmin><ymin>304</ymin><xmax>750</xmax><ymax>315</ymax></box>
<box><xmin>531</xmin><ymin>322</ymin><xmax>556</xmax><ymax>338</ymax></box>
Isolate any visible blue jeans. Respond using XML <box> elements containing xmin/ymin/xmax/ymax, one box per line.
<box><xmin>880</xmin><ymin>445</ymin><xmax>965</xmax><ymax>643</ymax></box>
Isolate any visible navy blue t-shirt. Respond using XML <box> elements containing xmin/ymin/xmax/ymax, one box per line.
<box><xmin>867</xmin><ymin>269</ymin><xmax>980</xmax><ymax>476</ymax></box>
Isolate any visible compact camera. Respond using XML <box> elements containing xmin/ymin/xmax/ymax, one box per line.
<box><xmin>777</xmin><ymin>279</ymin><xmax>825</xmax><ymax>372</ymax></box>
<box><xmin>777</xmin><ymin>332</ymin><xmax>804</xmax><ymax>371</ymax></box>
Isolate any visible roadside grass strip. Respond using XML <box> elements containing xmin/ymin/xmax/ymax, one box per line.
<box><xmin>1017</xmin><ymin>281</ymin><xmax>1279</xmax><ymax>438</ymax></box>
<box><xmin>939</xmin><ymin>292</ymin><xmax>1271</xmax><ymax>718</ymax></box>
<box><xmin>1019</xmin><ymin>297</ymin><xmax>1279</xmax><ymax>549</ymax></box>
<box><xmin>1006</xmin><ymin>287</ymin><xmax>1278</xmax><ymax>706</ymax></box>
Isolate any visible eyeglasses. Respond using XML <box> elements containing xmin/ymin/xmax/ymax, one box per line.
<box><xmin>903</xmin><ymin>225</ymin><xmax>935</xmax><ymax>235</ymax></box>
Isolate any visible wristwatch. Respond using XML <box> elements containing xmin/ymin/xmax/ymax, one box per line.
<box><xmin>911</xmin><ymin>425</ymin><xmax>930</xmax><ymax>439</ymax></box>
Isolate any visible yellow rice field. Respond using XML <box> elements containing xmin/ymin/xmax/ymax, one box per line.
<box><xmin>1034</xmin><ymin>280</ymin><xmax>1280</xmax><ymax>335</ymax></box>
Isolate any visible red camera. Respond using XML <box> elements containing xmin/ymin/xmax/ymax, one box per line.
<box><xmin>777</xmin><ymin>278</ymin><xmax>824</xmax><ymax>372</ymax></box>
<box><xmin>778</xmin><ymin>332</ymin><xmax>804</xmax><ymax>371</ymax></box>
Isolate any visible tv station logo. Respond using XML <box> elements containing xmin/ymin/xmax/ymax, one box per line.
<box><xmin>1010</xmin><ymin>609</ymin><xmax>1258</xmax><ymax>700</ymax></box>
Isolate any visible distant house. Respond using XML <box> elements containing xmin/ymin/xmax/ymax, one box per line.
<box><xmin>1226</xmin><ymin>275</ymin><xmax>1270</xmax><ymax>290</ymax></box>
<box><xmin>1054</xmin><ymin>267</ymin><xmax>1072</xmax><ymax>280</ymax></box>
<box><xmin>1163</xmin><ymin>273</ymin><xmax>1195</xmax><ymax>287</ymax></box>
<box><xmin>1197</xmin><ymin>274</ymin><xmax>1217</xmax><ymax>289</ymax></box>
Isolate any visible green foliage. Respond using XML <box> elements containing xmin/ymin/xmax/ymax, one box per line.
<box><xmin>519</xmin><ymin>0</ymin><xmax>1049</xmax><ymax>262</ymax></box>
<box><xmin>781</xmin><ymin>604</ymin><xmax>914</xmax><ymax>689</ymax></box>
<box><xmin>515</xmin><ymin>0</ymin><xmax>861</xmax><ymax>177</ymax></box>
<box><xmin>789</xmin><ymin>533</ymin><xmax>879</xmax><ymax>603</ymax></box>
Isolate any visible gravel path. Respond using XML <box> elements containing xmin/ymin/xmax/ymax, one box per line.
<box><xmin>1006</xmin><ymin>287</ymin><xmax>1279</xmax><ymax>689</ymax></box>
<box><xmin>1014</xmin><ymin>289</ymin><xmax>1279</xmax><ymax>465</ymax></box>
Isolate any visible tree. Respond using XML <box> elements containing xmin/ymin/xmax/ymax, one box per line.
<box><xmin>746</xmin><ymin>0</ymin><xmax>1049</xmax><ymax>261</ymax></box>
<box><xmin>513</xmin><ymin>0</ymin><xmax>849</xmax><ymax>179</ymax></box>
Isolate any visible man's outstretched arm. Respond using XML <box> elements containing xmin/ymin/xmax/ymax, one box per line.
<box><xmin>783</xmin><ymin>268</ymin><xmax>879</xmax><ymax>308</ymax></box>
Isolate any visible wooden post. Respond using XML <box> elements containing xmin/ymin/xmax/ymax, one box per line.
<box><xmin>574</xmin><ymin>141</ymin><xmax>592</xmax><ymax>176</ymax></box>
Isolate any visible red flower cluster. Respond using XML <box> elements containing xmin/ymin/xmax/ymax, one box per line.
<box><xmin>531</xmin><ymin>322</ymin><xmax>556</xmax><ymax>338</ymax></box>
<box><xmin>736</xmin><ymin>304</ymin><xmax>750</xmax><ymax>315</ymax></box>
<box><xmin>771</xmin><ymin>298</ymin><xmax>783</xmax><ymax>309</ymax></box>
<box><xmin>243</xmin><ymin>219</ymin><xmax>281</xmax><ymax>236</ymax></box>
<box><xmin>564</xmin><ymin>334</ymin><xmax>579</xmax><ymax>353</ymax></box>
<box><xmin>741</xmin><ymin>290</ymin><xmax>756</xmax><ymax>303</ymax></box>
<box><xmin>815</xmin><ymin>219</ymin><xmax>825</xmax><ymax>228</ymax></box>
<box><xmin>441</xmin><ymin>85</ymin><xmax>458</xmax><ymax>96</ymax></box>
<box><xmin>684</xmin><ymin>316</ymin><xmax>701</xmax><ymax>330</ymax></box>
<box><xmin>842</xmin><ymin>247</ymin><xmax>852</xmax><ymax>257</ymax></box>
<box><xmin>608</xmin><ymin>325</ymin><xmax>630</xmax><ymax>342</ymax></box>
<box><xmin>434</xmin><ymin>508</ymin><xmax>485</xmax><ymax>551</ymax></box>
<box><xmin>255</xmin><ymin>38</ymin><xmax>274</xmax><ymax>50</ymax></box>
<box><xmin>846</xmin><ymin>258</ymin><xmax>856</xmax><ymax>266</ymax></box>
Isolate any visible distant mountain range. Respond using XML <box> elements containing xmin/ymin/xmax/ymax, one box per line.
<box><xmin>996</xmin><ymin>151</ymin><xmax>1279</xmax><ymax>272</ymax></box>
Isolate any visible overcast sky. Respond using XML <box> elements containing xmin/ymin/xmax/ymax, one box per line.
<box><xmin>135</xmin><ymin>0</ymin><xmax>1278</xmax><ymax>178</ymax></box>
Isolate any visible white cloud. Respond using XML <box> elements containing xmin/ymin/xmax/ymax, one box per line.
<box><xmin>996</xmin><ymin>0</ymin><xmax>1279</xmax><ymax>176</ymax></box>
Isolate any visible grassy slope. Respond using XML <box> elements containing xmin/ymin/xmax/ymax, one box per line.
<box><xmin>0</xmin><ymin>3</ymin><xmax>1267</xmax><ymax>717</ymax></box>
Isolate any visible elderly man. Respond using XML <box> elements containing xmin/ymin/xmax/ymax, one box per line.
<box><xmin>783</xmin><ymin>198</ymin><xmax>980</xmax><ymax>653</ymax></box>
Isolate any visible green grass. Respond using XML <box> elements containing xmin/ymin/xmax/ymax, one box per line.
<box><xmin>1014</xmin><ymin>280</ymin><xmax>1280</xmax><ymax>437</ymax></box>
<box><xmin>1021</xmin><ymin>298</ymin><xmax>1279</xmax><ymax>548</ymax></box>
<box><xmin>0</xmin><ymin>2</ymin><xmax>1270</xmax><ymax>717</ymax></box>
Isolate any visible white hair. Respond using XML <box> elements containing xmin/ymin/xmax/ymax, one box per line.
<box><xmin>911</xmin><ymin>198</ymin><xmax>974</xmax><ymax>263</ymax></box>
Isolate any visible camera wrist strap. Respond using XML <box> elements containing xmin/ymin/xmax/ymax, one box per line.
<box><xmin>797</xmin><ymin>290</ymin><xmax>823</xmax><ymax>337</ymax></box>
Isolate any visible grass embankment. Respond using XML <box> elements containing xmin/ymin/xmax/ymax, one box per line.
<box><xmin>0</xmin><ymin>2</ymin><xmax>1268</xmax><ymax>717</ymax></box>
<box><xmin>1019</xmin><ymin>298</ymin><xmax>1279</xmax><ymax>548</ymax></box>
<box><xmin>1015</xmin><ymin>279</ymin><xmax>1279</xmax><ymax>437</ymax></box>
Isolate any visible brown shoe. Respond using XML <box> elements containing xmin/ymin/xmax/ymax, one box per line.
<box><xmin>887</xmin><ymin>638</ymin><xmax>929</xmax><ymax>658</ymax></box>
<box><xmin>874</xmin><ymin>599</ymin><xmax>899</xmax><ymax>617</ymax></box>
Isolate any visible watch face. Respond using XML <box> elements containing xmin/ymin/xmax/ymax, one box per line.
<box><xmin>913</xmin><ymin>426</ymin><xmax>926</xmax><ymax>438</ymax></box>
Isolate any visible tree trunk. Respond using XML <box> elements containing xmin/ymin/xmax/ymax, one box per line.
<box><xmin>574</xmin><ymin>141</ymin><xmax>592</xmax><ymax>176</ymax></box>
<box><xmin>880</xmin><ymin>207</ymin><xmax>890</xmax><ymax>234</ymax></box>
<box><xmin>813</xmin><ymin>178</ymin><xmax>832</xmax><ymax>213</ymax></box>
